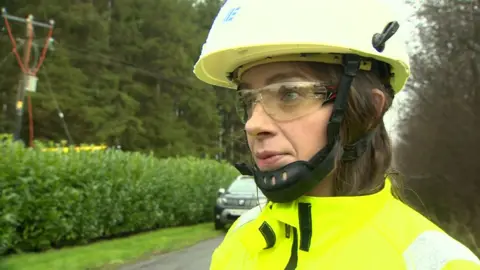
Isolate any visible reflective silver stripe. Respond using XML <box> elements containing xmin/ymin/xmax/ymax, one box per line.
<box><xmin>403</xmin><ymin>230</ymin><xmax>480</xmax><ymax>270</ymax></box>
<box><xmin>230</xmin><ymin>202</ymin><xmax>266</xmax><ymax>233</ymax></box>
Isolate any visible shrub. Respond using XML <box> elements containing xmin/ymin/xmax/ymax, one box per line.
<box><xmin>0</xmin><ymin>141</ymin><xmax>238</xmax><ymax>254</ymax></box>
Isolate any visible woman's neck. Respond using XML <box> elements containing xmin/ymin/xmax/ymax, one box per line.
<box><xmin>305</xmin><ymin>175</ymin><xmax>334</xmax><ymax>197</ymax></box>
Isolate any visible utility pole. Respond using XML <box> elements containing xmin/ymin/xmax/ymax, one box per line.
<box><xmin>12</xmin><ymin>15</ymin><xmax>33</xmax><ymax>142</ymax></box>
<box><xmin>1</xmin><ymin>8</ymin><xmax>55</xmax><ymax>144</ymax></box>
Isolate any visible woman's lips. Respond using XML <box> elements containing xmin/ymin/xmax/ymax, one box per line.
<box><xmin>255</xmin><ymin>154</ymin><xmax>286</xmax><ymax>170</ymax></box>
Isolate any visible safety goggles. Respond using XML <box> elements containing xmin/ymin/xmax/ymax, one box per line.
<box><xmin>236</xmin><ymin>81</ymin><xmax>336</xmax><ymax>123</ymax></box>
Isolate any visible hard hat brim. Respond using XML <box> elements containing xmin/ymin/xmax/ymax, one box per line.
<box><xmin>194</xmin><ymin>43</ymin><xmax>410</xmax><ymax>93</ymax></box>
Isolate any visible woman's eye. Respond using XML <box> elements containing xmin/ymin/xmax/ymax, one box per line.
<box><xmin>282</xmin><ymin>91</ymin><xmax>299</xmax><ymax>101</ymax></box>
<box><xmin>278</xmin><ymin>86</ymin><xmax>303</xmax><ymax>102</ymax></box>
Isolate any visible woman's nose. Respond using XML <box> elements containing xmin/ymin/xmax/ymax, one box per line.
<box><xmin>245</xmin><ymin>103</ymin><xmax>276</xmax><ymax>138</ymax></box>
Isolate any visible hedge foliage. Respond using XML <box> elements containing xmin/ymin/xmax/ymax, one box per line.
<box><xmin>0</xmin><ymin>141</ymin><xmax>239</xmax><ymax>255</ymax></box>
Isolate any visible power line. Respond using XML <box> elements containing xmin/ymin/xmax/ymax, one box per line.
<box><xmin>58</xmin><ymin>43</ymin><xmax>157</xmax><ymax>77</ymax></box>
<box><xmin>0</xmin><ymin>52</ymin><xmax>12</xmax><ymax>86</ymax></box>
<box><xmin>0</xmin><ymin>52</ymin><xmax>12</xmax><ymax>68</ymax></box>
<box><xmin>53</xmin><ymin>42</ymin><xmax>197</xmax><ymax>89</ymax></box>
<box><xmin>51</xmin><ymin>41</ymin><xmax>160</xmax><ymax>78</ymax></box>
<box><xmin>41</xmin><ymin>64</ymin><xmax>74</xmax><ymax>145</ymax></box>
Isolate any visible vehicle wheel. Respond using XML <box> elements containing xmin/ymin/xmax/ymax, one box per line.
<box><xmin>214</xmin><ymin>220</ymin><xmax>224</xmax><ymax>230</ymax></box>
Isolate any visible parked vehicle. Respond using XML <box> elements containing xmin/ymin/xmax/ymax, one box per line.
<box><xmin>214</xmin><ymin>175</ymin><xmax>267</xmax><ymax>230</ymax></box>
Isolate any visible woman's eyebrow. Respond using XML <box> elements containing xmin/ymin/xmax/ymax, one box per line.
<box><xmin>265</xmin><ymin>72</ymin><xmax>308</xmax><ymax>85</ymax></box>
<box><xmin>238</xmin><ymin>71</ymin><xmax>309</xmax><ymax>90</ymax></box>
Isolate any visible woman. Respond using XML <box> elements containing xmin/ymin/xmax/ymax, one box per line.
<box><xmin>193</xmin><ymin>0</ymin><xmax>480</xmax><ymax>269</ymax></box>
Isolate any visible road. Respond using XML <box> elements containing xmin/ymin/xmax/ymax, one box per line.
<box><xmin>118</xmin><ymin>236</ymin><xmax>224</xmax><ymax>270</ymax></box>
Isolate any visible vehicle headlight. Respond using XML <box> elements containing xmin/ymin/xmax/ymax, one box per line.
<box><xmin>216</xmin><ymin>197</ymin><xmax>227</xmax><ymax>205</ymax></box>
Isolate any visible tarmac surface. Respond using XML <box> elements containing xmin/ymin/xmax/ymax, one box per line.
<box><xmin>118</xmin><ymin>236</ymin><xmax>224</xmax><ymax>270</ymax></box>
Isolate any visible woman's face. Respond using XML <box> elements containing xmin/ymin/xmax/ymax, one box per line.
<box><xmin>240</xmin><ymin>62</ymin><xmax>334</xmax><ymax>172</ymax></box>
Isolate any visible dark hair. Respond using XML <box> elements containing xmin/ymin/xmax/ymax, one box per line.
<box><xmin>300</xmin><ymin>61</ymin><xmax>403</xmax><ymax>197</ymax></box>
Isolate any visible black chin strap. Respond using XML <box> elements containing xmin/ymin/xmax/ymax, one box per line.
<box><xmin>306</xmin><ymin>54</ymin><xmax>364</xmax><ymax>172</ymax></box>
<box><xmin>326</xmin><ymin>54</ymin><xmax>361</xmax><ymax>146</ymax></box>
<box><xmin>325</xmin><ymin>54</ymin><xmax>377</xmax><ymax>163</ymax></box>
<box><xmin>235</xmin><ymin>161</ymin><xmax>254</xmax><ymax>175</ymax></box>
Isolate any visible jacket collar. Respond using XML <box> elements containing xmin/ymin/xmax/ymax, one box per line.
<box><xmin>239</xmin><ymin>179</ymin><xmax>394</xmax><ymax>253</ymax></box>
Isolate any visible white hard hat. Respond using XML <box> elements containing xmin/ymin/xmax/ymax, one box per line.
<box><xmin>193</xmin><ymin>0</ymin><xmax>410</xmax><ymax>93</ymax></box>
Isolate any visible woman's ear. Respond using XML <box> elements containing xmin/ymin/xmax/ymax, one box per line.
<box><xmin>371</xmin><ymin>88</ymin><xmax>386</xmax><ymax>118</ymax></box>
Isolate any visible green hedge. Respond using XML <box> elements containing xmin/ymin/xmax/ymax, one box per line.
<box><xmin>0</xmin><ymin>141</ymin><xmax>239</xmax><ymax>255</ymax></box>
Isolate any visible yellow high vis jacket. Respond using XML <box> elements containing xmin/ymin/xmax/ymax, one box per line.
<box><xmin>210</xmin><ymin>180</ymin><xmax>480</xmax><ymax>270</ymax></box>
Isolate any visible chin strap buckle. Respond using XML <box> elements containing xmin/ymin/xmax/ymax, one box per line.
<box><xmin>342</xmin><ymin>131</ymin><xmax>375</xmax><ymax>161</ymax></box>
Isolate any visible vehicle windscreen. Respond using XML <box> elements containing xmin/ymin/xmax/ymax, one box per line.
<box><xmin>228</xmin><ymin>178</ymin><xmax>265</xmax><ymax>196</ymax></box>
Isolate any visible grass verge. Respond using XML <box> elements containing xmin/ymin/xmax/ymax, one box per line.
<box><xmin>0</xmin><ymin>223</ymin><xmax>223</xmax><ymax>270</ymax></box>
